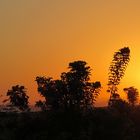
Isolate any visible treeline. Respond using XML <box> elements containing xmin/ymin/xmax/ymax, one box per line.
<box><xmin>3</xmin><ymin>47</ymin><xmax>139</xmax><ymax>112</ymax></box>
<box><xmin>1</xmin><ymin>47</ymin><xmax>140</xmax><ymax>140</ymax></box>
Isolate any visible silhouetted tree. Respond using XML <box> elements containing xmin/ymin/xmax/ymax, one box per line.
<box><xmin>6</xmin><ymin>85</ymin><xmax>29</xmax><ymax>111</ymax></box>
<box><xmin>124</xmin><ymin>87</ymin><xmax>139</xmax><ymax>106</ymax></box>
<box><xmin>35</xmin><ymin>77</ymin><xmax>62</xmax><ymax>110</ymax></box>
<box><xmin>108</xmin><ymin>47</ymin><xmax>130</xmax><ymax>106</ymax></box>
<box><xmin>61</xmin><ymin>61</ymin><xmax>101</xmax><ymax>110</ymax></box>
<box><xmin>35</xmin><ymin>60</ymin><xmax>101</xmax><ymax>111</ymax></box>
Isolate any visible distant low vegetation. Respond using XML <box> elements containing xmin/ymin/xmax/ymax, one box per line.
<box><xmin>1</xmin><ymin>47</ymin><xmax>140</xmax><ymax>140</ymax></box>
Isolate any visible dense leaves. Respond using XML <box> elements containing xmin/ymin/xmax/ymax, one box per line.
<box><xmin>124</xmin><ymin>87</ymin><xmax>139</xmax><ymax>106</ymax></box>
<box><xmin>35</xmin><ymin>61</ymin><xmax>101</xmax><ymax>111</ymax></box>
<box><xmin>6</xmin><ymin>85</ymin><xmax>29</xmax><ymax>111</ymax></box>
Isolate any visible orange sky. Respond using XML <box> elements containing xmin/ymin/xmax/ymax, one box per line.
<box><xmin>1</xmin><ymin>0</ymin><xmax>140</xmax><ymax>106</ymax></box>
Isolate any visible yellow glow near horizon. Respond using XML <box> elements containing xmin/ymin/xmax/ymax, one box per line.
<box><xmin>1</xmin><ymin>0</ymin><xmax>140</xmax><ymax>106</ymax></box>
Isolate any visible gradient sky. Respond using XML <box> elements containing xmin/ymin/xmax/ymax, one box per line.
<box><xmin>1</xmin><ymin>0</ymin><xmax>140</xmax><ymax>106</ymax></box>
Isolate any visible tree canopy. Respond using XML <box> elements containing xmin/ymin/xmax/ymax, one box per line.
<box><xmin>6</xmin><ymin>85</ymin><xmax>29</xmax><ymax>111</ymax></box>
<box><xmin>35</xmin><ymin>60</ymin><xmax>101</xmax><ymax>111</ymax></box>
<box><xmin>124</xmin><ymin>87</ymin><xmax>139</xmax><ymax>106</ymax></box>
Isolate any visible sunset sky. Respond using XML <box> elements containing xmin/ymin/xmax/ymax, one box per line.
<box><xmin>1</xmin><ymin>0</ymin><xmax>140</xmax><ymax>106</ymax></box>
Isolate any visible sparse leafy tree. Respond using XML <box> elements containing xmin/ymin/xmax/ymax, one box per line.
<box><xmin>108</xmin><ymin>47</ymin><xmax>130</xmax><ymax>106</ymax></box>
<box><xmin>6</xmin><ymin>85</ymin><xmax>29</xmax><ymax>111</ymax></box>
<box><xmin>124</xmin><ymin>87</ymin><xmax>139</xmax><ymax>106</ymax></box>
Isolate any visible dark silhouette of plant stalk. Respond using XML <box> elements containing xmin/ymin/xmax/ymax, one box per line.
<box><xmin>108</xmin><ymin>47</ymin><xmax>130</xmax><ymax>106</ymax></box>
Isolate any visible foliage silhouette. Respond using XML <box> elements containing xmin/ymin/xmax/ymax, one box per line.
<box><xmin>124</xmin><ymin>87</ymin><xmax>139</xmax><ymax>106</ymax></box>
<box><xmin>35</xmin><ymin>100</ymin><xmax>47</xmax><ymax>111</ymax></box>
<box><xmin>6</xmin><ymin>85</ymin><xmax>30</xmax><ymax>111</ymax></box>
<box><xmin>35</xmin><ymin>77</ymin><xmax>62</xmax><ymax>111</ymax></box>
<box><xmin>35</xmin><ymin>60</ymin><xmax>101</xmax><ymax>111</ymax></box>
<box><xmin>108</xmin><ymin>47</ymin><xmax>130</xmax><ymax>106</ymax></box>
<box><xmin>60</xmin><ymin>61</ymin><xmax>101</xmax><ymax>111</ymax></box>
<box><xmin>108</xmin><ymin>98</ymin><xmax>130</xmax><ymax>115</ymax></box>
<box><xmin>2</xmin><ymin>54</ymin><xmax>140</xmax><ymax>140</ymax></box>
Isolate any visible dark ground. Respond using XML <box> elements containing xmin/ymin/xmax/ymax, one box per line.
<box><xmin>0</xmin><ymin>107</ymin><xmax>140</xmax><ymax>140</ymax></box>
